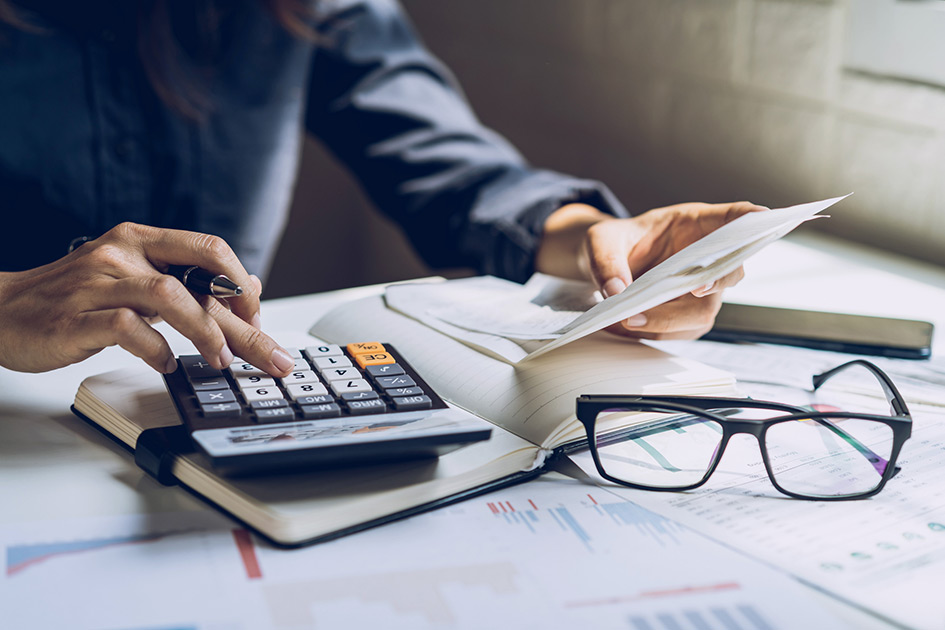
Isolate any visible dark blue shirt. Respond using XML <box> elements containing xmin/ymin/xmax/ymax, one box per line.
<box><xmin>0</xmin><ymin>0</ymin><xmax>626</xmax><ymax>281</ymax></box>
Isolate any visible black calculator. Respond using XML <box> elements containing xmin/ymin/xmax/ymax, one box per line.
<box><xmin>163</xmin><ymin>341</ymin><xmax>492</xmax><ymax>474</ymax></box>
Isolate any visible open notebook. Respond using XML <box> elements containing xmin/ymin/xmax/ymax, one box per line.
<box><xmin>73</xmin><ymin>295</ymin><xmax>733</xmax><ymax>546</ymax></box>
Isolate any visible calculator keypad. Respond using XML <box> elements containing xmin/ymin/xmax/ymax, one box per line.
<box><xmin>167</xmin><ymin>342</ymin><xmax>447</xmax><ymax>433</ymax></box>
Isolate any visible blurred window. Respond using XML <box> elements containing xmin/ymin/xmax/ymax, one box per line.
<box><xmin>845</xmin><ymin>0</ymin><xmax>945</xmax><ymax>87</ymax></box>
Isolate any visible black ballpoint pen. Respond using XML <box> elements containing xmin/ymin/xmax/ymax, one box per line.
<box><xmin>167</xmin><ymin>265</ymin><xmax>243</xmax><ymax>298</ymax></box>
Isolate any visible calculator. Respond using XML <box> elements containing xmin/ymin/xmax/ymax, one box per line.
<box><xmin>163</xmin><ymin>341</ymin><xmax>493</xmax><ymax>474</ymax></box>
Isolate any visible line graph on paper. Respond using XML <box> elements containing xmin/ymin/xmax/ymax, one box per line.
<box><xmin>5</xmin><ymin>527</ymin><xmax>261</xmax><ymax>581</ymax></box>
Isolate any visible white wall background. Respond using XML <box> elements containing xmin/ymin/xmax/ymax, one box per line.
<box><xmin>266</xmin><ymin>0</ymin><xmax>945</xmax><ymax>297</ymax></box>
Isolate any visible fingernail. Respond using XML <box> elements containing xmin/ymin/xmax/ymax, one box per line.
<box><xmin>602</xmin><ymin>278</ymin><xmax>627</xmax><ymax>298</ymax></box>
<box><xmin>251</xmin><ymin>312</ymin><xmax>262</xmax><ymax>330</ymax></box>
<box><xmin>696</xmin><ymin>281</ymin><xmax>714</xmax><ymax>296</ymax></box>
<box><xmin>625</xmin><ymin>314</ymin><xmax>648</xmax><ymax>328</ymax></box>
<box><xmin>219</xmin><ymin>346</ymin><xmax>234</xmax><ymax>368</ymax></box>
<box><xmin>164</xmin><ymin>356</ymin><xmax>178</xmax><ymax>374</ymax></box>
<box><xmin>271</xmin><ymin>347</ymin><xmax>294</xmax><ymax>372</ymax></box>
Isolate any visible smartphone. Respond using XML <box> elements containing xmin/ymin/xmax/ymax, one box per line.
<box><xmin>703</xmin><ymin>303</ymin><xmax>934</xmax><ymax>360</ymax></box>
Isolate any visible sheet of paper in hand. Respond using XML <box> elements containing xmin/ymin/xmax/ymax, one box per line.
<box><xmin>386</xmin><ymin>195</ymin><xmax>849</xmax><ymax>363</ymax></box>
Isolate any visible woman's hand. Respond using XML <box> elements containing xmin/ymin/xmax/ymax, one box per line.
<box><xmin>0</xmin><ymin>222</ymin><xmax>295</xmax><ymax>376</ymax></box>
<box><xmin>536</xmin><ymin>201</ymin><xmax>768</xmax><ymax>340</ymax></box>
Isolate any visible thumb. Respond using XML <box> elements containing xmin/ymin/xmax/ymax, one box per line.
<box><xmin>585</xmin><ymin>223</ymin><xmax>634</xmax><ymax>298</ymax></box>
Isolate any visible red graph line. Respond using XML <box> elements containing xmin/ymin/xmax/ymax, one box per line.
<box><xmin>528</xmin><ymin>499</ymin><xmax>538</xmax><ymax>510</ymax></box>
<box><xmin>506</xmin><ymin>501</ymin><xmax>515</xmax><ymax>513</ymax></box>
<box><xmin>232</xmin><ymin>529</ymin><xmax>262</xmax><ymax>580</ymax></box>
<box><xmin>587</xmin><ymin>494</ymin><xmax>598</xmax><ymax>505</ymax></box>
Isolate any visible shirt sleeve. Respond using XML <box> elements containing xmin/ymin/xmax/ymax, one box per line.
<box><xmin>304</xmin><ymin>0</ymin><xmax>628</xmax><ymax>283</ymax></box>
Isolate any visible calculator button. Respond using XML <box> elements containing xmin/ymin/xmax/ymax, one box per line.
<box><xmin>255</xmin><ymin>407</ymin><xmax>297</xmax><ymax>423</ymax></box>
<box><xmin>392</xmin><ymin>395</ymin><xmax>433</xmax><ymax>411</ymax></box>
<box><xmin>197</xmin><ymin>390</ymin><xmax>237</xmax><ymax>405</ymax></box>
<box><xmin>242</xmin><ymin>387</ymin><xmax>284</xmax><ymax>402</ymax></box>
<box><xmin>329</xmin><ymin>379</ymin><xmax>372</xmax><ymax>396</ymax></box>
<box><xmin>201</xmin><ymin>402</ymin><xmax>242</xmax><ymax>417</ymax></box>
<box><xmin>305</xmin><ymin>344</ymin><xmax>343</xmax><ymax>359</ymax></box>
<box><xmin>312</xmin><ymin>356</ymin><xmax>353</xmax><ymax>371</ymax></box>
<box><xmin>300</xmin><ymin>403</ymin><xmax>342</xmax><ymax>419</ymax></box>
<box><xmin>291</xmin><ymin>358</ymin><xmax>310</xmax><ymax>371</ymax></box>
<box><xmin>341</xmin><ymin>390</ymin><xmax>380</xmax><ymax>402</ymax></box>
<box><xmin>348</xmin><ymin>398</ymin><xmax>387</xmax><ymax>414</ymax></box>
<box><xmin>181</xmin><ymin>355</ymin><xmax>224</xmax><ymax>379</ymax></box>
<box><xmin>236</xmin><ymin>376</ymin><xmax>276</xmax><ymax>390</ymax></box>
<box><xmin>286</xmin><ymin>347</ymin><xmax>303</xmax><ymax>358</ymax></box>
<box><xmin>376</xmin><ymin>375</ymin><xmax>417</xmax><ymax>390</ymax></box>
<box><xmin>322</xmin><ymin>367</ymin><xmax>361</xmax><ymax>382</ymax></box>
<box><xmin>388</xmin><ymin>386</ymin><xmax>423</xmax><ymax>397</ymax></box>
<box><xmin>365</xmin><ymin>363</ymin><xmax>405</xmax><ymax>378</ymax></box>
<box><xmin>347</xmin><ymin>342</ymin><xmax>385</xmax><ymax>355</ymax></box>
<box><xmin>251</xmin><ymin>399</ymin><xmax>289</xmax><ymax>410</ymax></box>
<box><xmin>296</xmin><ymin>394</ymin><xmax>335</xmax><ymax>406</ymax></box>
<box><xmin>286</xmin><ymin>382</ymin><xmax>329</xmax><ymax>400</ymax></box>
<box><xmin>280</xmin><ymin>370</ymin><xmax>320</xmax><ymax>385</ymax></box>
<box><xmin>190</xmin><ymin>377</ymin><xmax>230</xmax><ymax>392</ymax></box>
<box><xmin>229</xmin><ymin>362</ymin><xmax>268</xmax><ymax>378</ymax></box>
<box><xmin>354</xmin><ymin>352</ymin><xmax>395</xmax><ymax>369</ymax></box>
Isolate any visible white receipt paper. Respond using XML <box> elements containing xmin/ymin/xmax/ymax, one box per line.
<box><xmin>387</xmin><ymin>195</ymin><xmax>849</xmax><ymax>363</ymax></box>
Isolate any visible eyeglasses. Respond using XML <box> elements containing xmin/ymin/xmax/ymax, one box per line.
<box><xmin>576</xmin><ymin>360</ymin><xmax>912</xmax><ymax>500</ymax></box>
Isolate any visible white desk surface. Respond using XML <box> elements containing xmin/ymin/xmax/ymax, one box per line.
<box><xmin>2</xmin><ymin>232</ymin><xmax>943</xmax><ymax>629</ymax></box>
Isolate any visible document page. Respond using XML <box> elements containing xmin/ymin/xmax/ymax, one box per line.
<box><xmin>387</xmin><ymin>195</ymin><xmax>847</xmax><ymax>362</ymax></box>
<box><xmin>653</xmin><ymin>338</ymin><xmax>945</xmax><ymax>407</ymax></box>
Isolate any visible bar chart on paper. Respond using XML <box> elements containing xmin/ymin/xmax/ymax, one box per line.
<box><xmin>254</xmin><ymin>477</ymin><xmax>849</xmax><ymax>629</ymax></box>
<box><xmin>485</xmin><ymin>492</ymin><xmax>683</xmax><ymax>548</ymax></box>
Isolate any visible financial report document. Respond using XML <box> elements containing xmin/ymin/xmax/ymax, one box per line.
<box><xmin>0</xmin><ymin>475</ymin><xmax>851</xmax><ymax>629</ymax></box>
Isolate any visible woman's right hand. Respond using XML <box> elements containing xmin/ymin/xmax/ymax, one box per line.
<box><xmin>0</xmin><ymin>222</ymin><xmax>295</xmax><ymax>376</ymax></box>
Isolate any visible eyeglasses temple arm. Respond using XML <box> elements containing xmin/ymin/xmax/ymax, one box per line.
<box><xmin>812</xmin><ymin>359</ymin><xmax>910</xmax><ymax>417</ymax></box>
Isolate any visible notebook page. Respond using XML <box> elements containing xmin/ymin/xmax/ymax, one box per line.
<box><xmin>311</xmin><ymin>295</ymin><xmax>734</xmax><ymax>449</ymax></box>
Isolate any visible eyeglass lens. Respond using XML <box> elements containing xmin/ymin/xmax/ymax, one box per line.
<box><xmin>765</xmin><ymin>417</ymin><xmax>894</xmax><ymax>498</ymax></box>
<box><xmin>594</xmin><ymin>409</ymin><xmax>724</xmax><ymax>489</ymax></box>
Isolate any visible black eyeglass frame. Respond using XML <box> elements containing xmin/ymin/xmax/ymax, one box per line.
<box><xmin>575</xmin><ymin>360</ymin><xmax>913</xmax><ymax>501</ymax></box>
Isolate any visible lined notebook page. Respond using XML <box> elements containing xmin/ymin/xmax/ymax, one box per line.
<box><xmin>311</xmin><ymin>295</ymin><xmax>734</xmax><ymax>449</ymax></box>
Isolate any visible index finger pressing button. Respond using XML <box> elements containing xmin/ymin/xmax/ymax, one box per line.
<box><xmin>229</xmin><ymin>361</ymin><xmax>268</xmax><ymax>378</ymax></box>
